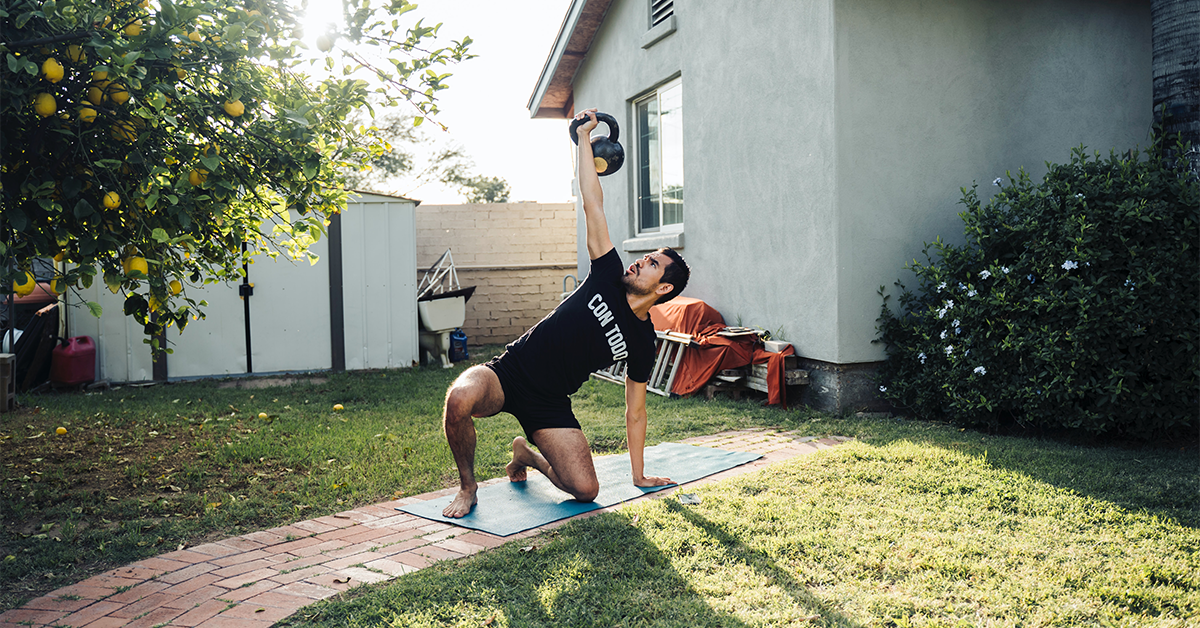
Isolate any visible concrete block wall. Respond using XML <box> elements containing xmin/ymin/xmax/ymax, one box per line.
<box><xmin>415</xmin><ymin>203</ymin><xmax>577</xmax><ymax>345</ymax></box>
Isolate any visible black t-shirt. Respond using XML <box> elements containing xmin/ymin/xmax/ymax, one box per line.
<box><xmin>500</xmin><ymin>247</ymin><xmax>657</xmax><ymax>397</ymax></box>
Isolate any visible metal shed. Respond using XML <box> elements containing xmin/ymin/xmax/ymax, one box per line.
<box><xmin>65</xmin><ymin>192</ymin><xmax>418</xmax><ymax>383</ymax></box>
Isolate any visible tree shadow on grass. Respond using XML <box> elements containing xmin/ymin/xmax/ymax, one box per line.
<box><xmin>277</xmin><ymin>508</ymin><xmax>864</xmax><ymax>628</ymax></box>
<box><xmin>853</xmin><ymin>419</ymin><xmax>1200</xmax><ymax>530</ymax></box>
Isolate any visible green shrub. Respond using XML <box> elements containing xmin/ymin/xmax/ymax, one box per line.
<box><xmin>876</xmin><ymin>135</ymin><xmax>1199</xmax><ymax>440</ymax></box>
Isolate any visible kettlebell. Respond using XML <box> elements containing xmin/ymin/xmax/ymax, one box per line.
<box><xmin>569</xmin><ymin>112</ymin><xmax>624</xmax><ymax>176</ymax></box>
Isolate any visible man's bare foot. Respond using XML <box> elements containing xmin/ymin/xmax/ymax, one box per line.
<box><xmin>443</xmin><ymin>488</ymin><xmax>477</xmax><ymax>518</ymax></box>
<box><xmin>506</xmin><ymin>436</ymin><xmax>535</xmax><ymax>482</ymax></box>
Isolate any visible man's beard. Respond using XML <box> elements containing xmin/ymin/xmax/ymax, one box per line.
<box><xmin>622</xmin><ymin>274</ymin><xmax>655</xmax><ymax>297</ymax></box>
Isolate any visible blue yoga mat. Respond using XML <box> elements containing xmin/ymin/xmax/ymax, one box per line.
<box><xmin>397</xmin><ymin>442</ymin><xmax>762</xmax><ymax>537</ymax></box>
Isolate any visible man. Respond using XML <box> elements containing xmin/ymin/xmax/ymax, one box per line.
<box><xmin>440</xmin><ymin>108</ymin><xmax>691</xmax><ymax>518</ymax></box>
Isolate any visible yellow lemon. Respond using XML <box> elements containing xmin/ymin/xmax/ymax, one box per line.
<box><xmin>112</xmin><ymin>121</ymin><xmax>136</xmax><ymax>142</ymax></box>
<box><xmin>53</xmin><ymin>250</ymin><xmax>66</xmax><ymax>263</ymax></box>
<box><xmin>103</xmin><ymin>191</ymin><xmax>121</xmax><ymax>209</ymax></box>
<box><xmin>201</xmin><ymin>143</ymin><xmax>219</xmax><ymax>157</ymax></box>
<box><xmin>108</xmin><ymin>83</ymin><xmax>130</xmax><ymax>105</ymax></box>
<box><xmin>316</xmin><ymin>34</ymin><xmax>333</xmax><ymax>52</ymax></box>
<box><xmin>169</xmin><ymin>279</ymin><xmax>182</xmax><ymax>295</ymax></box>
<box><xmin>173</xmin><ymin>66</ymin><xmax>187</xmax><ymax>80</ymax></box>
<box><xmin>79</xmin><ymin>106</ymin><xmax>97</xmax><ymax>123</ymax></box>
<box><xmin>13</xmin><ymin>272</ymin><xmax>36</xmax><ymax>297</ymax></box>
<box><xmin>333</xmin><ymin>403</ymin><xmax>344</xmax><ymax>411</ymax></box>
<box><xmin>91</xmin><ymin>69</ymin><xmax>108</xmax><ymax>82</ymax></box>
<box><xmin>124</xmin><ymin>19</ymin><xmax>142</xmax><ymax>37</ymax></box>
<box><xmin>56</xmin><ymin>427</ymin><xmax>67</xmax><ymax>435</ymax></box>
<box><xmin>41</xmin><ymin>58</ymin><xmax>64</xmax><ymax>83</ymax></box>
<box><xmin>122</xmin><ymin>256</ymin><xmax>148</xmax><ymax>277</ymax></box>
<box><xmin>187</xmin><ymin>31</ymin><xmax>202</xmax><ymax>43</ymax></box>
<box><xmin>66</xmin><ymin>45</ymin><xmax>86</xmax><ymax>63</ymax></box>
<box><xmin>258</xmin><ymin>412</ymin><xmax>268</xmax><ymax>419</ymax></box>
<box><xmin>33</xmin><ymin>93</ymin><xmax>56</xmax><ymax>117</ymax></box>
<box><xmin>164</xmin><ymin>155</ymin><xmax>177</xmax><ymax>165</ymax></box>
<box><xmin>49</xmin><ymin>277</ymin><xmax>68</xmax><ymax>294</ymax></box>
<box><xmin>223</xmin><ymin>99</ymin><xmax>244</xmax><ymax>117</ymax></box>
<box><xmin>188</xmin><ymin>169</ymin><xmax>207</xmax><ymax>186</ymax></box>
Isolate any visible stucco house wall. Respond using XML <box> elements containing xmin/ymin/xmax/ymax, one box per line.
<box><xmin>531</xmin><ymin>0</ymin><xmax>1152</xmax><ymax>412</ymax></box>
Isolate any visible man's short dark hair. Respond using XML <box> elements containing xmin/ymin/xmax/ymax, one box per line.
<box><xmin>656</xmin><ymin>247</ymin><xmax>690</xmax><ymax>304</ymax></box>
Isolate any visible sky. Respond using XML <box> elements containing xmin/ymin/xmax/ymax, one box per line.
<box><xmin>301</xmin><ymin>0</ymin><xmax>576</xmax><ymax>203</ymax></box>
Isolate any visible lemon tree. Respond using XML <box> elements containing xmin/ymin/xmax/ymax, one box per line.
<box><xmin>1</xmin><ymin>0</ymin><xmax>472</xmax><ymax>350</ymax></box>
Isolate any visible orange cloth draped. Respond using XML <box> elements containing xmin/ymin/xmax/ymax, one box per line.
<box><xmin>752</xmin><ymin>344</ymin><xmax>796</xmax><ymax>408</ymax></box>
<box><xmin>650</xmin><ymin>297</ymin><xmax>791</xmax><ymax>405</ymax></box>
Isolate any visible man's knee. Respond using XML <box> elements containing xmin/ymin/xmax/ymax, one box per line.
<box><xmin>569</xmin><ymin>479</ymin><xmax>599</xmax><ymax>503</ymax></box>
<box><xmin>443</xmin><ymin>385</ymin><xmax>476</xmax><ymax>424</ymax></box>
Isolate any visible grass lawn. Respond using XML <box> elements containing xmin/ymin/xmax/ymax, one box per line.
<box><xmin>2</xmin><ymin>346</ymin><xmax>1198</xmax><ymax>625</ymax></box>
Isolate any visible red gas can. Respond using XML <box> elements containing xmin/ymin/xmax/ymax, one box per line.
<box><xmin>51</xmin><ymin>336</ymin><xmax>96</xmax><ymax>387</ymax></box>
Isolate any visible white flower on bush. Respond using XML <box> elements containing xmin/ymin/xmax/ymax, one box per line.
<box><xmin>1075</xmin><ymin>193</ymin><xmax>1085</xmax><ymax>199</ymax></box>
<box><xmin>940</xmin><ymin>330</ymin><xmax>948</xmax><ymax>340</ymax></box>
<box><xmin>918</xmin><ymin>352</ymin><xmax>927</xmax><ymax>364</ymax></box>
<box><xmin>952</xmin><ymin>319</ymin><xmax>960</xmax><ymax>328</ymax></box>
<box><xmin>937</xmin><ymin>307</ymin><xmax>947</xmax><ymax>319</ymax></box>
<box><xmin>1001</xmin><ymin>266</ymin><xmax>1010</xmax><ymax>274</ymax></box>
<box><xmin>937</xmin><ymin>282</ymin><xmax>947</xmax><ymax>292</ymax></box>
<box><xmin>1125</xmin><ymin>279</ymin><xmax>1136</xmax><ymax>290</ymax></box>
<box><xmin>979</xmin><ymin>270</ymin><xmax>991</xmax><ymax>279</ymax></box>
<box><xmin>992</xmin><ymin>177</ymin><xmax>1003</xmax><ymax>187</ymax></box>
<box><xmin>973</xmin><ymin>366</ymin><xmax>987</xmax><ymax>375</ymax></box>
<box><xmin>944</xmin><ymin>345</ymin><xmax>954</xmax><ymax>356</ymax></box>
<box><xmin>945</xmin><ymin>300</ymin><xmax>954</xmax><ymax>309</ymax></box>
<box><xmin>1061</xmin><ymin>260</ymin><xmax>1079</xmax><ymax>270</ymax></box>
<box><xmin>879</xmin><ymin>386</ymin><xmax>887</xmax><ymax>393</ymax></box>
<box><xmin>967</xmin><ymin>289</ymin><xmax>977</xmax><ymax>298</ymax></box>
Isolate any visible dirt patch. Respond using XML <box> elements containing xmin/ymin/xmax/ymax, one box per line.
<box><xmin>218</xmin><ymin>376</ymin><xmax>328</xmax><ymax>389</ymax></box>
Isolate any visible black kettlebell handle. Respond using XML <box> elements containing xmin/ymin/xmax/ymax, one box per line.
<box><xmin>569</xmin><ymin>112</ymin><xmax>620</xmax><ymax>145</ymax></box>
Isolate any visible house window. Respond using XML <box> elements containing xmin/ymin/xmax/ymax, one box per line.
<box><xmin>651</xmin><ymin>0</ymin><xmax>674</xmax><ymax>27</ymax></box>
<box><xmin>635</xmin><ymin>79</ymin><xmax>683</xmax><ymax>233</ymax></box>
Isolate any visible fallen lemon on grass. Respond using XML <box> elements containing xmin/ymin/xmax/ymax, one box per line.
<box><xmin>258</xmin><ymin>412</ymin><xmax>269</xmax><ymax>419</ymax></box>
<box><xmin>33</xmin><ymin>93</ymin><xmax>56</xmax><ymax>117</ymax></box>
<box><xmin>333</xmin><ymin>404</ymin><xmax>344</xmax><ymax>412</ymax></box>
<box><xmin>56</xmin><ymin>427</ymin><xmax>67</xmax><ymax>435</ymax></box>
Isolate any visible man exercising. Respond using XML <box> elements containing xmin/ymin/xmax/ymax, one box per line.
<box><xmin>440</xmin><ymin>108</ymin><xmax>691</xmax><ymax>518</ymax></box>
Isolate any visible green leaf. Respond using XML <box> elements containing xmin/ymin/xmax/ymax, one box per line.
<box><xmin>73</xmin><ymin>199</ymin><xmax>94</xmax><ymax>218</ymax></box>
<box><xmin>151</xmin><ymin>228</ymin><xmax>169</xmax><ymax>243</ymax></box>
<box><xmin>86</xmin><ymin>302</ymin><xmax>103</xmax><ymax>318</ymax></box>
<box><xmin>8</xmin><ymin>209</ymin><xmax>28</xmax><ymax>231</ymax></box>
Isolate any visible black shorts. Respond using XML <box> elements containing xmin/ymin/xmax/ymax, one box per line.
<box><xmin>484</xmin><ymin>353</ymin><xmax>581</xmax><ymax>446</ymax></box>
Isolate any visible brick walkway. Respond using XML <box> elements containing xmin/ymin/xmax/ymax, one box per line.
<box><xmin>0</xmin><ymin>430</ymin><xmax>851</xmax><ymax>627</ymax></box>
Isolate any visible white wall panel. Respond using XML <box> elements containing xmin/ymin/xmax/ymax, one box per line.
<box><xmin>165</xmin><ymin>279</ymin><xmax>246</xmax><ymax>378</ymax></box>
<box><xmin>248</xmin><ymin>237</ymin><xmax>332</xmax><ymax>373</ymax></box>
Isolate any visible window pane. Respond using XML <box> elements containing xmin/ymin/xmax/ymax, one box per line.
<box><xmin>637</xmin><ymin>96</ymin><xmax>660</xmax><ymax>231</ymax></box>
<box><xmin>659</xmin><ymin>83</ymin><xmax>683</xmax><ymax>226</ymax></box>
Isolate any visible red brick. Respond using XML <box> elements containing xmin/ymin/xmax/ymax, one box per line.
<box><xmin>55</xmin><ymin>600</ymin><xmax>123</xmax><ymax>627</ymax></box>
<box><xmin>76</xmin><ymin>616</ymin><xmax>134</xmax><ymax>628</ymax></box>
<box><xmin>267</xmin><ymin>564</ymin><xmax>332</xmax><ymax>586</ymax></box>
<box><xmin>331</xmin><ymin>510</ymin><xmax>377</xmax><ymax>524</ymax></box>
<box><xmin>49</xmin><ymin>583</ymin><xmax>116</xmax><ymax>601</ymax></box>
<box><xmin>457</xmin><ymin>532</ymin><xmax>509</xmax><ymax>549</ymax></box>
<box><xmin>412</xmin><ymin>545</ymin><xmax>466</xmax><ymax>562</ymax></box>
<box><xmin>241</xmin><ymin>529</ymin><xmax>288</xmax><ymax>545</ymax></box>
<box><xmin>435</xmin><ymin>538</ymin><xmax>484</xmax><ymax>556</ymax></box>
<box><xmin>302</xmin><ymin>573</ymin><xmax>354</xmax><ymax>592</ymax></box>
<box><xmin>122</xmin><ymin>605</ymin><xmax>185</xmax><ymax>628</ymax></box>
<box><xmin>310</xmin><ymin>515</ymin><xmax>359</xmax><ymax>529</ymax></box>
<box><xmin>239</xmin><ymin>590</ymin><xmax>311</xmax><ymax>610</ymax></box>
<box><xmin>275</xmin><ymin>581</ymin><xmax>339</xmax><ymax>601</ymax></box>
<box><xmin>212</xmin><ymin>567</ymin><xmax>279</xmax><ymax>590</ymax></box>
<box><xmin>291</xmin><ymin>519</ymin><xmax>338</xmax><ymax>534</ymax></box>
<box><xmin>394</xmin><ymin>552</ymin><xmax>433</xmax><ymax>570</ymax></box>
<box><xmin>216</xmin><ymin>578</ymin><xmax>280</xmax><ymax>602</ymax></box>
<box><xmin>106</xmin><ymin>581</ymin><xmax>170</xmax><ymax>604</ymax></box>
<box><xmin>215</xmin><ymin>536</ymin><xmax>266</xmax><ymax>552</ymax></box>
<box><xmin>272</xmin><ymin>536</ymin><xmax>323</xmax><ymax>554</ymax></box>
<box><xmin>160</xmin><ymin>584</ymin><xmax>226</xmax><ymax>610</ymax></box>
<box><xmin>363</xmin><ymin>558</ymin><xmax>415</xmax><ymax>577</ymax></box>
<box><xmin>322</xmin><ymin>551</ymin><xmax>386</xmax><ymax>571</ymax></box>
<box><xmin>219</xmin><ymin>602</ymin><xmax>297</xmax><ymax>623</ymax></box>
<box><xmin>181</xmin><ymin>542</ymin><xmax>242</xmax><ymax>558</ymax></box>
<box><xmin>180</xmin><ymin>613</ymin><xmax>274</xmax><ymax>628</ymax></box>
<box><xmin>22</xmin><ymin>594</ymin><xmax>92</xmax><ymax>613</ymax></box>
<box><xmin>169</xmin><ymin>598</ymin><xmax>230</xmax><ymax>627</ymax></box>
<box><xmin>0</xmin><ymin>607</ymin><xmax>68</xmax><ymax>625</ymax></box>
<box><xmin>210</xmin><ymin>558</ymin><xmax>276</xmax><ymax>579</ymax></box>
<box><xmin>155</xmin><ymin>562</ymin><xmax>219</xmax><ymax>586</ymax></box>
<box><xmin>107</xmin><ymin>592</ymin><xmax>174</xmax><ymax>619</ymax></box>
<box><xmin>210</xmin><ymin>548</ymin><xmax>272</xmax><ymax>567</ymax></box>
<box><xmin>155</xmin><ymin>549</ymin><xmax>215</xmax><ymax>564</ymax></box>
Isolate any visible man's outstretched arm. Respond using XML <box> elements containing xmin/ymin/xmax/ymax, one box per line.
<box><xmin>574</xmin><ymin>108</ymin><xmax>615</xmax><ymax>260</ymax></box>
<box><xmin>625</xmin><ymin>376</ymin><xmax>673</xmax><ymax>487</ymax></box>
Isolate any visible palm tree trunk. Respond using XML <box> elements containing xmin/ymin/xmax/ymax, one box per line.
<box><xmin>1151</xmin><ymin>0</ymin><xmax>1199</xmax><ymax>172</ymax></box>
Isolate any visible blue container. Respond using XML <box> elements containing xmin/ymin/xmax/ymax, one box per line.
<box><xmin>449</xmin><ymin>329</ymin><xmax>469</xmax><ymax>362</ymax></box>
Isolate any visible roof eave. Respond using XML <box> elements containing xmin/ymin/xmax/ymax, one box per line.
<box><xmin>527</xmin><ymin>0</ymin><xmax>615</xmax><ymax>119</ymax></box>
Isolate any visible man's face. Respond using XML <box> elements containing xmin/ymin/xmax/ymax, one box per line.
<box><xmin>622</xmin><ymin>252</ymin><xmax>670</xmax><ymax>297</ymax></box>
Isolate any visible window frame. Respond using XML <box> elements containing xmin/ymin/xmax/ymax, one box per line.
<box><xmin>632</xmin><ymin>77</ymin><xmax>684</xmax><ymax>236</ymax></box>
